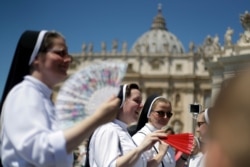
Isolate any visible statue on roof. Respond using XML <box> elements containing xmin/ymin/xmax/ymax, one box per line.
<box><xmin>122</xmin><ymin>41</ymin><xmax>127</xmax><ymax>53</ymax></box>
<box><xmin>101</xmin><ymin>41</ymin><xmax>106</xmax><ymax>52</ymax></box>
<box><xmin>240</xmin><ymin>11</ymin><xmax>250</xmax><ymax>32</ymax></box>
<box><xmin>238</xmin><ymin>11</ymin><xmax>250</xmax><ymax>45</ymax></box>
<box><xmin>112</xmin><ymin>39</ymin><xmax>118</xmax><ymax>53</ymax></box>
<box><xmin>202</xmin><ymin>34</ymin><xmax>221</xmax><ymax>55</ymax></box>
<box><xmin>112</xmin><ymin>40</ymin><xmax>118</xmax><ymax>49</ymax></box>
<box><xmin>213</xmin><ymin>34</ymin><xmax>220</xmax><ymax>51</ymax></box>
<box><xmin>205</xmin><ymin>35</ymin><xmax>213</xmax><ymax>45</ymax></box>
<box><xmin>82</xmin><ymin>43</ymin><xmax>87</xmax><ymax>53</ymax></box>
<box><xmin>189</xmin><ymin>41</ymin><xmax>195</xmax><ymax>53</ymax></box>
<box><xmin>224</xmin><ymin>27</ymin><xmax>234</xmax><ymax>47</ymax></box>
<box><xmin>88</xmin><ymin>43</ymin><xmax>93</xmax><ymax>53</ymax></box>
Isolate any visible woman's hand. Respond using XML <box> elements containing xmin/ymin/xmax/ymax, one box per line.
<box><xmin>146</xmin><ymin>130</ymin><xmax>169</xmax><ymax>167</ymax></box>
<box><xmin>93</xmin><ymin>95</ymin><xmax>120</xmax><ymax>123</ymax></box>
<box><xmin>158</xmin><ymin>139</ymin><xmax>169</xmax><ymax>156</ymax></box>
<box><xmin>64</xmin><ymin>95</ymin><xmax>120</xmax><ymax>153</ymax></box>
<box><xmin>138</xmin><ymin>130</ymin><xmax>167</xmax><ymax>152</ymax></box>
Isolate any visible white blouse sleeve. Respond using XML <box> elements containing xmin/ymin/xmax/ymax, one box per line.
<box><xmin>2</xmin><ymin>86</ymin><xmax>71</xmax><ymax>166</ymax></box>
<box><xmin>132</xmin><ymin>131</ymin><xmax>145</xmax><ymax>146</ymax></box>
<box><xmin>132</xmin><ymin>131</ymin><xmax>154</xmax><ymax>161</ymax></box>
<box><xmin>90</xmin><ymin>125</ymin><xmax>121</xmax><ymax>167</ymax></box>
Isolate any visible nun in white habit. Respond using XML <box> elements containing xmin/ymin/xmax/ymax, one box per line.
<box><xmin>0</xmin><ymin>30</ymin><xmax>120</xmax><ymax>167</ymax></box>
<box><xmin>88</xmin><ymin>84</ymin><xmax>168</xmax><ymax>167</ymax></box>
<box><xmin>132</xmin><ymin>94</ymin><xmax>187</xmax><ymax>167</ymax></box>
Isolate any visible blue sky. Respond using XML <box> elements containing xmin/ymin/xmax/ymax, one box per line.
<box><xmin>0</xmin><ymin>0</ymin><xmax>249</xmax><ymax>99</ymax></box>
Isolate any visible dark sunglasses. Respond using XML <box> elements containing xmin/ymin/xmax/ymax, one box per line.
<box><xmin>154</xmin><ymin>110</ymin><xmax>173</xmax><ymax>118</ymax></box>
<box><xmin>197</xmin><ymin>121</ymin><xmax>206</xmax><ymax>127</ymax></box>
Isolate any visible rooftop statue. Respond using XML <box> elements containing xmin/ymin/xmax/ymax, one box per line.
<box><xmin>240</xmin><ymin>11</ymin><xmax>250</xmax><ymax>31</ymax></box>
<box><xmin>224</xmin><ymin>27</ymin><xmax>234</xmax><ymax>47</ymax></box>
<box><xmin>82</xmin><ymin>43</ymin><xmax>87</xmax><ymax>53</ymax></box>
<box><xmin>88</xmin><ymin>43</ymin><xmax>93</xmax><ymax>53</ymax></box>
<box><xmin>122</xmin><ymin>41</ymin><xmax>127</xmax><ymax>53</ymax></box>
<box><xmin>101</xmin><ymin>41</ymin><xmax>106</xmax><ymax>52</ymax></box>
<box><xmin>238</xmin><ymin>11</ymin><xmax>250</xmax><ymax>45</ymax></box>
<box><xmin>112</xmin><ymin>40</ymin><xmax>118</xmax><ymax>50</ymax></box>
<box><xmin>213</xmin><ymin>34</ymin><xmax>220</xmax><ymax>51</ymax></box>
<box><xmin>189</xmin><ymin>41</ymin><xmax>195</xmax><ymax>53</ymax></box>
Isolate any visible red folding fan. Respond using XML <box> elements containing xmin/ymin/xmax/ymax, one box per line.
<box><xmin>161</xmin><ymin>133</ymin><xmax>194</xmax><ymax>155</ymax></box>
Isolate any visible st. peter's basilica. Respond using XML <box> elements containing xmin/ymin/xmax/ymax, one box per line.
<box><xmin>55</xmin><ymin>5</ymin><xmax>250</xmax><ymax>133</ymax></box>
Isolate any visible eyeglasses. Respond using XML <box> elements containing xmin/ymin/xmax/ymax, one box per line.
<box><xmin>197</xmin><ymin>121</ymin><xmax>206</xmax><ymax>127</ymax></box>
<box><xmin>48</xmin><ymin>49</ymin><xmax>73</xmax><ymax>62</ymax></box>
<box><xmin>153</xmin><ymin>110</ymin><xmax>173</xmax><ymax>118</ymax></box>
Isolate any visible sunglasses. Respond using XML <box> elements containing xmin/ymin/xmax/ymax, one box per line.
<box><xmin>153</xmin><ymin>110</ymin><xmax>173</xmax><ymax>118</ymax></box>
<box><xmin>197</xmin><ymin>121</ymin><xmax>206</xmax><ymax>127</ymax></box>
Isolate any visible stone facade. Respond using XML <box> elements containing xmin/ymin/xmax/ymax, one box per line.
<box><xmin>54</xmin><ymin>6</ymin><xmax>250</xmax><ymax>133</ymax></box>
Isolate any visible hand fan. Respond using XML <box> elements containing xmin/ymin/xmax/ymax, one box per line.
<box><xmin>55</xmin><ymin>61</ymin><xmax>127</xmax><ymax>129</ymax></box>
<box><xmin>161</xmin><ymin>133</ymin><xmax>194</xmax><ymax>155</ymax></box>
<box><xmin>174</xmin><ymin>150</ymin><xmax>183</xmax><ymax>161</ymax></box>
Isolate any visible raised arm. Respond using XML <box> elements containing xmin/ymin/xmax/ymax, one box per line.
<box><xmin>116</xmin><ymin>131</ymin><xmax>167</xmax><ymax>167</ymax></box>
<box><xmin>64</xmin><ymin>96</ymin><xmax>120</xmax><ymax>153</ymax></box>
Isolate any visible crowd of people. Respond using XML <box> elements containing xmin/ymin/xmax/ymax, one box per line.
<box><xmin>0</xmin><ymin>29</ymin><xmax>250</xmax><ymax>167</ymax></box>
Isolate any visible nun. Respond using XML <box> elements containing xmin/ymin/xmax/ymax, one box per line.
<box><xmin>133</xmin><ymin>94</ymin><xmax>185</xmax><ymax>167</ymax></box>
<box><xmin>0</xmin><ymin>30</ymin><xmax>120</xmax><ymax>166</ymax></box>
<box><xmin>88</xmin><ymin>84</ymin><xmax>168</xmax><ymax>167</ymax></box>
<box><xmin>192</xmin><ymin>107</ymin><xmax>211</xmax><ymax>167</ymax></box>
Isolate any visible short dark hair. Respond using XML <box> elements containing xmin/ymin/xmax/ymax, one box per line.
<box><xmin>125</xmin><ymin>83</ymin><xmax>140</xmax><ymax>98</ymax></box>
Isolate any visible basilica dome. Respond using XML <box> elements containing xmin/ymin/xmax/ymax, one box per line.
<box><xmin>131</xmin><ymin>5</ymin><xmax>185</xmax><ymax>54</ymax></box>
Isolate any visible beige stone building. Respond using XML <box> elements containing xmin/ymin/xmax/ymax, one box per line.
<box><xmin>55</xmin><ymin>6</ymin><xmax>250</xmax><ymax>134</ymax></box>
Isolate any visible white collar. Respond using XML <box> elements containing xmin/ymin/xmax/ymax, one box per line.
<box><xmin>145</xmin><ymin>123</ymin><xmax>159</xmax><ymax>132</ymax></box>
<box><xmin>113</xmin><ymin>119</ymin><xmax>127</xmax><ymax>131</ymax></box>
<box><xmin>24</xmin><ymin>75</ymin><xmax>52</xmax><ymax>99</ymax></box>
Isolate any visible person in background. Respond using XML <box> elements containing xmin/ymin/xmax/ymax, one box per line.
<box><xmin>205</xmin><ymin>70</ymin><xmax>250</xmax><ymax>167</ymax></box>
<box><xmin>88</xmin><ymin>84</ymin><xmax>168</xmax><ymax>167</ymax></box>
<box><xmin>72</xmin><ymin>139</ymin><xmax>88</xmax><ymax>167</ymax></box>
<box><xmin>133</xmin><ymin>94</ymin><xmax>186</xmax><ymax>167</ymax></box>
<box><xmin>188</xmin><ymin>137</ymin><xmax>203</xmax><ymax>167</ymax></box>
<box><xmin>189</xmin><ymin>108</ymin><xmax>211</xmax><ymax>167</ymax></box>
<box><xmin>0</xmin><ymin>30</ymin><xmax>120</xmax><ymax>167</ymax></box>
<box><xmin>165</xmin><ymin>127</ymin><xmax>175</xmax><ymax>135</ymax></box>
<box><xmin>188</xmin><ymin>108</ymin><xmax>211</xmax><ymax>167</ymax></box>
<box><xmin>196</xmin><ymin>109</ymin><xmax>210</xmax><ymax>146</ymax></box>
